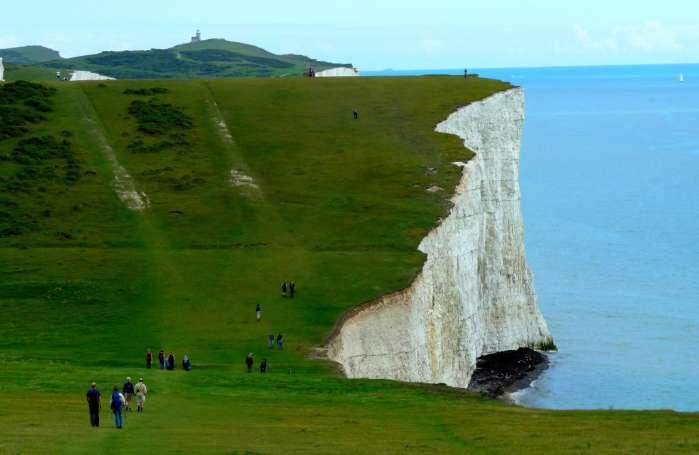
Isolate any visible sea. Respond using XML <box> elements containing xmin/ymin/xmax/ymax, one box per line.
<box><xmin>365</xmin><ymin>64</ymin><xmax>699</xmax><ymax>411</ymax></box>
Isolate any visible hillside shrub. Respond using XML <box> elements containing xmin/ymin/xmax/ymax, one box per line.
<box><xmin>127</xmin><ymin>98</ymin><xmax>193</xmax><ymax>135</ymax></box>
<box><xmin>0</xmin><ymin>81</ymin><xmax>55</xmax><ymax>140</ymax></box>
<box><xmin>124</xmin><ymin>87</ymin><xmax>170</xmax><ymax>96</ymax></box>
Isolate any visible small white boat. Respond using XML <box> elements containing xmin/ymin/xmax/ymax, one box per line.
<box><xmin>679</xmin><ymin>73</ymin><xmax>685</xmax><ymax>83</ymax></box>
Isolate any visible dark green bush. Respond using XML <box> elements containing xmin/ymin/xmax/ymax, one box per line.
<box><xmin>127</xmin><ymin>98</ymin><xmax>193</xmax><ymax>135</ymax></box>
<box><xmin>0</xmin><ymin>81</ymin><xmax>55</xmax><ymax>140</ymax></box>
<box><xmin>10</xmin><ymin>136</ymin><xmax>71</xmax><ymax>165</ymax></box>
<box><xmin>128</xmin><ymin>138</ymin><xmax>175</xmax><ymax>154</ymax></box>
<box><xmin>123</xmin><ymin>87</ymin><xmax>170</xmax><ymax>96</ymax></box>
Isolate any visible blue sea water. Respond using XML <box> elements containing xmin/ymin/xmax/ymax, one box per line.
<box><xmin>367</xmin><ymin>64</ymin><xmax>699</xmax><ymax>411</ymax></box>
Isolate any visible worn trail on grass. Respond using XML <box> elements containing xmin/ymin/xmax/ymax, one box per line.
<box><xmin>75</xmin><ymin>86</ymin><xmax>150</xmax><ymax>211</ymax></box>
<box><xmin>202</xmin><ymin>82</ymin><xmax>262</xmax><ymax>196</ymax></box>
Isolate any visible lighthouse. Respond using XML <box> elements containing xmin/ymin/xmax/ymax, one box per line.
<box><xmin>191</xmin><ymin>30</ymin><xmax>202</xmax><ymax>43</ymax></box>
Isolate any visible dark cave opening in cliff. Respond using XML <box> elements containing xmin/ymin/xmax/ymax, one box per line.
<box><xmin>467</xmin><ymin>348</ymin><xmax>549</xmax><ymax>397</ymax></box>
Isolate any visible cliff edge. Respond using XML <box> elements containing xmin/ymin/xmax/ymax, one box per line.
<box><xmin>326</xmin><ymin>87</ymin><xmax>553</xmax><ymax>388</ymax></box>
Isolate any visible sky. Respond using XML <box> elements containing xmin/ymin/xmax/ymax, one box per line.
<box><xmin>2</xmin><ymin>0</ymin><xmax>699</xmax><ymax>69</ymax></box>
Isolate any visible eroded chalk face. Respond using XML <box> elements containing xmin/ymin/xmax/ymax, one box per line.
<box><xmin>326</xmin><ymin>88</ymin><xmax>553</xmax><ymax>389</ymax></box>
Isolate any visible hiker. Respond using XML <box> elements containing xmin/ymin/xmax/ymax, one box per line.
<box><xmin>182</xmin><ymin>355</ymin><xmax>192</xmax><ymax>371</ymax></box>
<box><xmin>281</xmin><ymin>282</ymin><xmax>287</xmax><ymax>297</ymax></box>
<box><xmin>276</xmin><ymin>333</ymin><xmax>284</xmax><ymax>350</ymax></box>
<box><xmin>260</xmin><ymin>358</ymin><xmax>268</xmax><ymax>373</ymax></box>
<box><xmin>245</xmin><ymin>353</ymin><xmax>254</xmax><ymax>372</ymax></box>
<box><xmin>111</xmin><ymin>385</ymin><xmax>125</xmax><ymax>429</ymax></box>
<box><xmin>289</xmin><ymin>282</ymin><xmax>296</xmax><ymax>298</ymax></box>
<box><xmin>268</xmin><ymin>334</ymin><xmax>275</xmax><ymax>349</ymax></box>
<box><xmin>122</xmin><ymin>377</ymin><xmax>135</xmax><ymax>411</ymax></box>
<box><xmin>86</xmin><ymin>382</ymin><xmax>101</xmax><ymax>427</ymax></box>
<box><xmin>167</xmin><ymin>353</ymin><xmax>175</xmax><ymax>370</ymax></box>
<box><xmin>158</xmin><ymin>350</ymin><xmax>165</xmax><ymax>369</ymax></box>
<box><xmin>353</xmin><ymin>110</ymin><xmax>359</xmax><ymax>120</ymax></box>
<box><xmin>146</xmin><ymin>349</ymin><xmax>153</xmax><ymax>369</ymax></box>
<box><xmin>464</xmin><ymin>68</ymin><xmax>468</xmax><ymax>78</ymax></box>
<box><xmin>134</xmin><ymin>378</ymin><xmax>147</xmax><ymax>413</ymax></box>
<box><xmin>256</xmin><ymin>303</ymin><xmax>262</xmax><ymax>321</ymax></box>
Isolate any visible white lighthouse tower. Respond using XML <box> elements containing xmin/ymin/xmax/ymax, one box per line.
<box><xmin>191</xmin><ymin>30</ymin><xmax>202</xmax><ymax>43</ymax></box>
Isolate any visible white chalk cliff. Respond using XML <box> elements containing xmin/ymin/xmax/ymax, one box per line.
<box><xmin>316</xmin><ymin>67</ymin><xmax>359</xmax><ymax>77</ymax></box>
<box><xmin>0</xmin><ymin>57</ymin><xmax>5</xmax><ymax>82</ymax></box>
<box><xmin>326</xmin><ymin>88</ymin><xmax>552</xmax><ymax>388</ymax></box>
<box><xmin>70</xmin><ymin>71</ymin><xmax>115</xmax><ymax>81</ymax></box>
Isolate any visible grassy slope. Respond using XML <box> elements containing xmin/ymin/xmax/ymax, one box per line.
<box><xmin>0</xmin><ymin>78</ymin><xmax>697</xmax><ymax>454</ymax></box>
<box><xmin>3</xmin><ymin>63</ymin><xmax>57</xmax><ymax>82</ymax></box>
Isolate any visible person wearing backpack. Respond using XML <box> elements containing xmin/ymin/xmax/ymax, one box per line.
<box><xmin>110</xmin><ymin>385</ymin><xmax>125</xmax><ymax>429</ymax></box>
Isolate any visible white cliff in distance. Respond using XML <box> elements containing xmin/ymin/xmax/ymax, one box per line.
<box><xmin>0</xmin><ymin>57</ymin><xmax>5</xmax><ymax>82</ymax></box>
<box><xmin>326</xmin><ymin>88</ymin><xmax>552</xmax><ymax>388</ymax></box>
<box><xmin>70</xmin><ymin>71</ymin><xmax>115</xmax><ymax>81</ymax></box>
<box><xmin>316</xmin><ymin>67</ymin><xmax>359</xmax><ymax>77</ymax></box>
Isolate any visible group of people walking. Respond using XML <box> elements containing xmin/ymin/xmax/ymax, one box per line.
<box><xmin>86</xmin><ymin>377</ymin><xmax>148</xmax><ymax>429</ymax></box>
<box><xmin>280</xmin><ymin>281</ymin><xmax>296</xmax><ymax>298</ymax></box>
<box><xmin>245</xmin><ymin>353</ymin><xmax>268</xmax><ymax>373</ymax></box>
<box><xmin>87</xmin><ymin>280</ymin><xmax>302</xmax><ymax>429</ymax></box>
<box><xmin>146</xmin><ymin>349</ymin><xmax>192</xmax><ymax>371</ymax></box>
<box><xmin>267</xmin><ymin>333</ymin><xmax>284</xmax><ymax>350</ymax></box>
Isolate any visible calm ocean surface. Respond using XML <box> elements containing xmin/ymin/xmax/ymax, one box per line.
<box><xmin>366</xmin><ymin>65</ymin><xmax>699</xmax><ymax>411</ymax></box>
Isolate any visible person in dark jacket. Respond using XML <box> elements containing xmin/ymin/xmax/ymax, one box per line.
<box><xmin>110</xmin><ymin>386</ymin><xmax>124</xmax><ymax>429</ymax></box>
<box><xmin>281</xmin><ymin>282</ymin><xmax>287</xmax><ymax>297</ymax></box>
<box><xmin>167</xmin><ymin>353</ymin><xmax>175</xmax><ymax>370</ymax></box>
<box><xmin>122</xmin><ymin>377</ymin><xmax>135</xmax><ymax>411</ymax></box>
<box><xmin>146</xmin><ymin>349</ymin><xmax>153</xmax><ymax>369</ymax></box>
<box><xmin>256</xmin><ymin>303</ymin><xmax>262</xmax><ymax>321</ymax></box>
<box><xmin>86</xmin><ymin>382</ymin><xmax>101</xmax><ymax>427</ymax></box>
<box><xmin>245</xmin><ymin>353</ymin><xmax>254</xmax><ymax>372</ymax></box>
<box><xmin>260</xmin><ymin>358</ymin><xmax>268</xmax><ymax>373</ymax></box>
<box><xmin>289</xmin><ymin>282</ymin><xmax>296</xmax><ymax>298</ymax></box>
<box><xmin>158</xmin><ymin>350</ymin><xmax>165</xmax><ymax>369</ymax></box>
<box><xmin>182</xmin><ymin>354</ymin><xmax>192</xmax><ymax>371</ymax></box>
<box><xmin>268</xmin><ymin>334</ymin><xmax>275</xmax><ymax>349</ymax></box>
<box><xmin>276</xmin><ymin>333</ymin><xmax>284</xmax><ymax>350</ymax></box>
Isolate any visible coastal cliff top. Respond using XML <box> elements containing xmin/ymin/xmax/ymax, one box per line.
<box><xmin>2</xmin><ymin>77</ymin><xmax>694</xmax><ymax>453</ymax></box>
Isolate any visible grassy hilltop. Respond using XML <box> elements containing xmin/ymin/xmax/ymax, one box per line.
<box><xmin>1</xmin><ymin>77</ymin><xmax>698</xmax><ymax>454</ymax></box>
<box><xmin>2</xmin><ymin>39</ymin><xmax>351</xmax><ymax>80</ymax></box>
<box><xmin>0</xmin><ymin>45</ymin><xmax>61</xmax><ymax>65</ymax></box>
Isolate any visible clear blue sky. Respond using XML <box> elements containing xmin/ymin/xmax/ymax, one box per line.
<box><xmin>2</xmin><ymin>0</ymin><xmax>699</xmax><ymax>69</ymax></box>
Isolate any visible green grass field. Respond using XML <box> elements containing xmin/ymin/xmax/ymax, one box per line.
<box><xmin>1</xmin><ymin>77</ymin><xmax>698</xmax><ymax>454</ymax></box>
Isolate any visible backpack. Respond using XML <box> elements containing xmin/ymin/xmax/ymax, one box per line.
<box><xmin>111</xmin><ymin>393</ymin><xmax>122</xmax><ymax>411</ymax></box>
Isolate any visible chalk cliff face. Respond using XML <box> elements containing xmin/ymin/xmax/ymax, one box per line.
<box><xmin>326</xmin><ymin>88</ymin><xmax>552</xmax><ymax>388</ymax></box>
<box><xmin>70</xmin><ymin>70</ymin><xmax>115</xmax><ymax>81</ymax></box>
<box><xmin>316</xmin><ymin>67</ymin><xmax>359</xmax><ymax>77</ymax></box>
<box><xmin>0</xmin><ymin>57</ymin><xmax>5</xmax><ymax>82</ymax></box>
